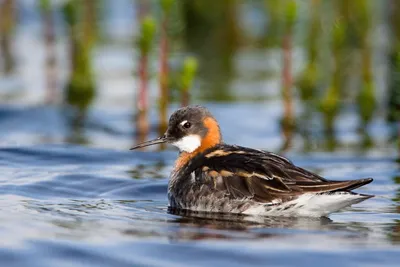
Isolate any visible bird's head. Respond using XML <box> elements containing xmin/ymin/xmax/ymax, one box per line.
<box><xmin>130</xmin><ymin>105</ymin><xmax>222</xmax><ymax>154</ymax></box>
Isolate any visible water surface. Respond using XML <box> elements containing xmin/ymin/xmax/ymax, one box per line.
<box><xmin>0</xmin><ymin>104</ymin><xmax>398</xmax><ymax>267</ymax></box>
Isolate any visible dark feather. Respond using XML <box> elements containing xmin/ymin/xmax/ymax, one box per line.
<box><xmin>182</xmin><ymin>144</ymin><xmax>373</xmax><ymax>204</ymax></box>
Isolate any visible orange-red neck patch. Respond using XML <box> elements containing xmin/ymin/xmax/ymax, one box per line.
<box><xmin>174</xmin><ymin>117</ymin><xmax>222</xmax><ymax>170</ymax></box>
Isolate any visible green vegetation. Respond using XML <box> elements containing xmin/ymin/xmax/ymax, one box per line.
<box><xmin>180</xmin><ymin>56</ymin><xmax>199</xmax><ymax>107</ymax></box>
<box><xmin>158</xmin><ymin>0</ymin><xmax>174</xmax><ymax>134</ymax></box>
<box><xmin>137</xmin><ymin>16</ymin><xmax>156</xmax><ymax>56</ymax></box>
<box><xmin>319</xmin><ymin>4</ymin><xmax>344</xmax><ymax>132</ymax></box>
<box><xmin>0</xmin><ymin>0</ymin><xmax>16</xmax><ymax>74</ymax></box>
<box><xmin>181</xmin><ymin>0</ymin><xmax>239</xmax><ymax>101</ymax></box>
<box><xmin>39</xmin><ymin>0</ymin><xmax>57</xmax><ymax>104</ymax></box>
<box><xmin>296</xmin><ymin>0</ymin><xmax>320</xmax><ymax>102</ymax></box>
<box><xmin>356</xmin><ymin>0</ymin><xmax>375</xmax><ymax>127</ymax></box>
<box><xmin>63</xmin><ymin>0</ymin><xmax>96</xmax><ymax>113</ymax></box>
<box><xmin>136</xmin><ymin>16</ymin><xmax>156</xmax><ymax>136</ymax></box>
<box><xmin>0</xmin><ymin>0</ymin><xmax>396</xmax><ymax>151</ymax></box>
<box><xmin>388</xmin><ymin>2</ymin><xmax>400</xmax><ymax>123</ymax></box>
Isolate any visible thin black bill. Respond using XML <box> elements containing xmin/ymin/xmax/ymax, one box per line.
<box><xmin>130</xmin><ymin>137</ymin><xmax>168</xmax><ymax>150</ymax></box>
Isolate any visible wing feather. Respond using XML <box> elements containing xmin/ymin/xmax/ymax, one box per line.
<box><xmin>188</xmin><ymin>145</ymin><xmax>372</xmax><ymax>204</ymax></box>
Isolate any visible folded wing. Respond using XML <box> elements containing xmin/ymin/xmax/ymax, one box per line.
<box><xmin>191</xmin><ymin>145</ymin><xmax>373</xmax><ymax>204</ymax></box>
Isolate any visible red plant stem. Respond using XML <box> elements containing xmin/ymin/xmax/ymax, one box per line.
<box><xmin>280</xmin><ymin>31</ymin><xmax>294</xmax><ymax>152</ymax></box>
<box><xmin>133</xmin><ymin>1</ymin><xmax>151</xmax><ymax>140</ymax></box>
<box><xmin>0</xmin><ymin>0</ymin><xmax>15</xmax><ymax>74</ymax></box>
<box><xmin>159</xmin><ymin>16</ymin><xmax>169</xmax><ymax>133</ymax></box>
<box><xmin>136</xmin><ymin>52</ymin><xmax>149</xmax><ymax>136</ymax></box>
<box><xmin>138</xmin><ymin>53</ymin><xmax>148</xmax><ymax>113</ymax></box>
<box><xmin>84</xmin><ymin>0</ymin><xmax>96</xmax><ymax>46</ymax></box>
<box><xmin>181</xmin><ymin>89</ymin><xmax>189</xmax><ymax>107</ymax></box>
<box><xmin>43</xmin><ymin>6</ymin><xmax>57</xmax><ymax>104</ymax></box>
<box><xmin>137</xmin><ymin>0</ymin><xmax>149</xmax><ymax>19</ymax></box>
<box><xmin>282</xmin><ymin>33</ymin><xmax>293</xmax><ymax>122</ymax></box>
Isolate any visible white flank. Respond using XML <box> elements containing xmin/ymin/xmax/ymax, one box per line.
<box><xmin>173</xmin><ymin>135</ymin><xmax>201</xmax><ymax>153</ymax></box>
<box><xmin>243</xmin><ymin>193</ymin><xmax>369</xmax><ymax>217</ymax></box>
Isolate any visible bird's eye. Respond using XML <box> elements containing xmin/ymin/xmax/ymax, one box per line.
<box><xmin>183</xmin><ymin>121</ymin><xmax>191</xmax><ymax>129</ymax></box>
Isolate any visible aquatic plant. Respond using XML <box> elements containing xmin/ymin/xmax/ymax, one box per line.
<box><xmin>158</xmin><ymin>0</ymin><xmax>174</xmax><ymax>135</ymax></box>
<box><xmin>387</xmin><ymin>50</ymin><xmax>400</xmax><ymax>123</ymax></box>
<box><xmin>136</xmin><ymin>16</ymin><xmax>156</xmax><ymax>136</ymax></box>
<box><xmin>63</xmin><ymin>0</ymin><xmax>96</xmax><ymax>113</ymax></box>
<box><xmin>180</xmin><ymin>56</ymin><xmax>198</xmax><ymax>107</ymax></box>
<box><xmin>355</xmin><ymin>0</ymin><xmax>375</xmax><ymax>128</ymax></box>
<box><xmin>39</xmin><ymin>0</ymin><xmax>58</xmax><ymax>104</ymax></box>
<box><xmin>181</xmin><ymin>0</ymin><xmax>239</xmax><ymax>101</ymax></box>
<box><xmin>0</xmin><ymin>0</ymin><xmax>15</xmax><ymax>74</ymax></box>
<box><xmin>296</xmin><ymin>0</ymin><xmax>320</xmax><ymax>102</ymax></box>
<box><xmin>263</xmin><ymin>0</ymin><xmax>284</xmax><ymax>48</ymax></box>
<box><xmin>319</xmin><ymin>3</ymin><xmax>345</xmax><ymax>132</ymax></box>
<box><xmin>83</xmin><ymin>0</ymin><xmax>98</xmax><ymax>47</ymax></box>
<box><xmin>280</xmin><ymin>0</ymin><xmax>297</xmax><ymax>151</ymax></box>
<box><xmin>319</xmin><ymin>81</ymin><xmax>340</xmax><ymax>133</ymax></box>
<box><xmin>387</xmin><ymin>1</ymin><xmax>400</xmax><ymax>123</ymax></box>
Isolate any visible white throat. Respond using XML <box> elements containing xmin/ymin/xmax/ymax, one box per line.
<box><xmin>172</xmin><ymin>135</ymin><xmax>201</xmax><ymax>153</ymax></box>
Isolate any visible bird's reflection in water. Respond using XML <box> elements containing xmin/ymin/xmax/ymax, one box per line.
<box><xmin>169</xmin><ymin>207</ymin><xmax>332</xmax><ymax>228</ymax></box>
<box><xmin>165</xmin><ymin>207</ymin><xmax>363</xmax><ymax>241</ymax></box>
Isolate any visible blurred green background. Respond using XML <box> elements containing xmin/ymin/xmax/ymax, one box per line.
<box><xmin>0</xmin><ymin>0</ymin><xmax>399</xmax><ymax>153</ymax></box>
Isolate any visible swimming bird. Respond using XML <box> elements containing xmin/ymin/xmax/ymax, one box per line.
<box><xmin>130</xmin><ymin>105</ymin><xmax>373</xmax><ymax>217</ymax></box>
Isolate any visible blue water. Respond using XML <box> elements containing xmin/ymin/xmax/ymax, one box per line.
<box><xmin>0</xmin><ymin>104</ymin><xmax>398</xmax><ymax>266</ymax></box>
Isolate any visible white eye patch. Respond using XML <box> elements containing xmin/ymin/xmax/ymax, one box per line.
<box><xmin>172</xmin><ymin>135</ymin><xmax>201</xmax><ymax>153</ymax></box>
<box><xmin>180</xmin><ymin>120</ymin><xmax>188</xmax><ymax>126</ymax></box>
